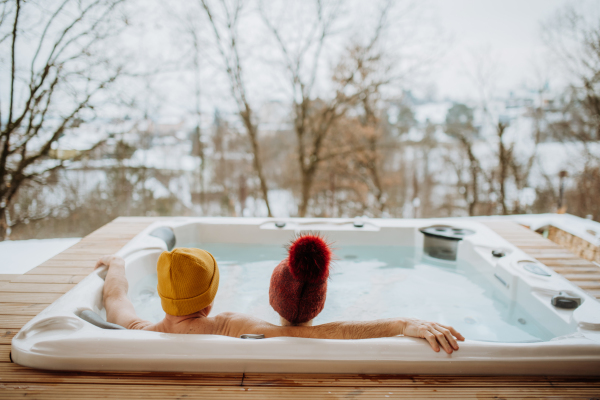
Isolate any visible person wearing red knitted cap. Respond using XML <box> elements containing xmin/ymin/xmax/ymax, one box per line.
<box><xmin>270</xmin><ymin>233</ymin><xmax>331</xmax><ymax>326</ymax></box>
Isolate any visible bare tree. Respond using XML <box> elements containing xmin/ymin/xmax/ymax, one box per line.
<box><xmin>543</xmin><ymin>3</ymin><xmax>600</xmax><ymax>147</ymax></box>
<box><xmin>258</xmin><ymin>0</ymin><xmax>347</xmax><ymax>217</ymax></box>
<box><xmin>344</xmin><ymin>40</ymin><xmax>393</xmax><ymax>215</ymax></box>
<box><xmin>445</xmin><ymin>103</ymin><xmax>482</xmax><ymax>216</ymax></box>
<box><xmin>260</xmin><ymin>0</ymin><xmax>404</xmax><ymax>217</ymax></box>
<box><xmin>540</xmin><ymin>3</ymin><xmax>600</xmax><ymax>220</ymax></box>
<box><xmin>0</xmin><ymin>0</ymin><xmax>129</xmax><ymax>240</ymax></box>
<box><xmin>199</xmin><ymin>0</ymin><xmax>273</xmax><ymax>217</ymax></box>
<box><xmin>464</xmin><ymin>48</ymin><xmax>545</xmax><ymax>215</ymax></box>
<box><xmin>175</xmin><ymin>5</ymin><xmax>207</xmax><ymax>209</ymax></box>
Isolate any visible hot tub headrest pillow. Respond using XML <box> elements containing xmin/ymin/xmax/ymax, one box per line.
<box><xmin>269</xmin><ymin>233</ymin><xmax>331</xmax><ymax>324</ymax></box>
<box><xmin>157</xmin><ymin>248</ymin><xmax>220</xmax><ymax>316</ymax></box>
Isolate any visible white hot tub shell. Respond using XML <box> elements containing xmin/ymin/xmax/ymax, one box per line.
<box><xmin>11</xmin><ymin>217</ymin><xmax>600</xmax><ymax>375</ymax></box>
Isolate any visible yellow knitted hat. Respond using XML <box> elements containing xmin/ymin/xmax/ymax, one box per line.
<box><xmin>156</xmin><ymin>248</ymin><xmax>220</xmax><ymax>316</ymax></box>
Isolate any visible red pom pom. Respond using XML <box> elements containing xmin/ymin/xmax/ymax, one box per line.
<box><xmin>288</xmin><ymin>234</ymin><xmax>331</xmax><ymax>283</ymax></box>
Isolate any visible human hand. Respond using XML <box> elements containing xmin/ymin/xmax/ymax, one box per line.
<box><xmin>402</xmin><ymin>318</ymin><xmax>465</xmax><ymax>354</ymax></box>
<box><xmin>94</xmin><ymin>255</ymin><xmax>124</xmax><ymax>270</ymax></box>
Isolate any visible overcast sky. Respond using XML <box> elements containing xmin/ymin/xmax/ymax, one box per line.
<box><xmin>429</xmin><ymin>0</ymin><xmax>576</xmax><ymax>100</ymax></box>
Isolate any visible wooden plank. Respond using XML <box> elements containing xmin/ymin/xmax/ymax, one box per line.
<box><xmin>37</xmin><ymin>254</ymin><xmax>108</xmax><ymax>263</ymax></box>
<box><xmin>543</xmin><ymin>259</ymin><xmax>599</xmax><ymax>266</ymax></box>
<box><xmin>0</xmin><ymin>383</ymin><xmax>599</xmax><ymax>399</ymax></box>
<box><xmin>0</xmin><ymin>364</ymin><xmax>599</xmax><ymax>390</ymax></box>
<box><xmin>0</xmin><ymin>303</ymin><xmax>48</xmax><ymax>316</ymax></box>
<box><xmin>524</xmin><ymin>252</ymin><xmax>580</xmax><ymax>258</ymax></box>
<box><xmin>0</xmin><ymin>344</ymin><xmax>11</xmax><ymax>362</ymax></box>
<box><xmin>0</xmin><ymin>329</ymin><xmax>17</xmax><ymax>345</ymax></box>
<box><xmin>0</xmin><ymin>275</ymin><xmax>19</xmax><ymax>283</ymax></box>
<box><xmin>10</xmin><ymin>275</ymin><xmax>85</xmax><ymax>284</ymax></box>
<box><xmin>0</xmin><ymin>364</ymin><xmax>242</xmax><ymax>386</ymax></box>
<box><xmin>561</xmin><ymin>273</ymin><xmax>600</xmax><ymax>281</ymax></box>
<box><xmin>242</xmin><ymin>373</ymin><xmax>600</xmax><ymax>387</ymax></box>
<box><xmin>0</xmin><ymin>315</ymin><xmax>34</xmax><ymax>329</ymax></box>
<box><xmin>35</xmin><ymin>260</ymin><xmax>96</xmax><ymax>268</ymax></box>
<box><xmin>571</xmin><ymin>281</ymin><xmax>600</xmax><ymax>290</ymax></box>
<box><xmin>26</xmin><ymin>267</ymin><xmax>91</xmax><ymax>276</ymax></box>
<box><xmin>0</xmin><ymin>283</ymin><xmax>76</xmax><ymax>294</ymax></box>
<box><xmin>552</xmin><ymin>267</ymin><xmax>600</xmax><ymax>275</ymax></box>
<box><xmin>0</xmin><ymin>293</ymin><xmax>61</xmax><ymax>304</ymax></box>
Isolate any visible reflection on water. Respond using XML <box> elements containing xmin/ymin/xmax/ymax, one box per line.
<box><xmin>130</xmin><ymin>243</ymin><xmax>554</xmax><ymax>342</ymax></box>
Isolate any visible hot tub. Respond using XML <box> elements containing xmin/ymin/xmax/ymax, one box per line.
<box><xmin>11</xmin><ymin>218</ymin><xmax>600</xmax><ymax>374</ymax></box>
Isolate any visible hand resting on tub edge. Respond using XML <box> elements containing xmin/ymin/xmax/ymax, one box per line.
<box><xmin>95</xmin><ymin>236</ymin><xmax>464</xmax><ymax>354</ymax></box>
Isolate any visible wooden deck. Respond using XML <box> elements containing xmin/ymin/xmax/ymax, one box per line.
<box><xmin>1</xmin><ymin>217</ymin><xmax>600</xmax><ymax>399</ymax></box>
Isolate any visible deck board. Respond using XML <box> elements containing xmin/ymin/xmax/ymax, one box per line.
<box><xmin>9</xmin><ymin>275</ymin><xmax>85</xmax><ymax>284</ymax></box>
<box><xmin>0</xmin><ymin>330</ymin><xmax>17</xmax><ymax>345</ymax></box>
<box><xmin>0</xmin><ymin>282</ymin><xmax>77</xmax><ymax>293</ymax></box>
<box><xmin>0</xmin><ymin>217</ymin><xmax>599</xmax><ymax>399</ymax></box>
<box><xmin>1</xmin><ymin>383</ymin><xmax>600</xmax><ymax>399</ymax></box>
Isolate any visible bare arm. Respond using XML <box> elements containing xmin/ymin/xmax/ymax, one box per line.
<box><xmin>95</xmin><ymin>255</ymin><xmax>152</xmax><ymax>330</ymax></box>
<box><xmin>211</xmin><ymin>312</ymin><xmax>464</xmax><ymax>354</ymax></box>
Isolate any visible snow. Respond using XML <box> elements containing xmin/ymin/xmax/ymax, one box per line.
<box><xmin>534</xmin><ymin>142</ymin><xmax>600</xmax><ymax>177</ymax></box>
<box><xmin>144</xmin><ymin>177</ymin><xmax>171</xmax><ymax>199</ymax></box>
<box><xmin>0</xmin><ymin>238</ymin><xmax>81</xmax><ymax>274</ymax></box>
<box><xmin>413</xmin><ymin>102</ymin><xmax>453</xmax><ymax>125</ymax></box>
<box><xmin>127</xmin><ymin>148</ymin><xmax>198</xmax><ymax>171</ymax></box>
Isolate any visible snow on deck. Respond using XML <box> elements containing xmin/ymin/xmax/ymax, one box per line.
<box><xmin>0</xmin><ymin>238</ymin><xmax>81</xmax><ymax>274</ymax></box>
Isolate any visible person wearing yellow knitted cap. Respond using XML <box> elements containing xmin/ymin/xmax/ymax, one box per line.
<box><xmin>95</xmin><ymin>247</ymin><xmax>464</xmax><ymax>354</ymax></box>
<box><xmin>157</xmin><ymin>248</ymin><xmax>219</xmax><ymax>316</ymax></box>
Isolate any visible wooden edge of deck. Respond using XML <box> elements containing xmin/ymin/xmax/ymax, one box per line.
<box><xmin>1</xmin><ymin>217</ymin><xmax>599</xmax><ymax>399</ymax></box>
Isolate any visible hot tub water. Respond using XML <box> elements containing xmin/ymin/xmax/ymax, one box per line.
<box><xmin>130</xmin><ymin>243</ymin><xmax>553</xmax><ymax>343</ymax></box>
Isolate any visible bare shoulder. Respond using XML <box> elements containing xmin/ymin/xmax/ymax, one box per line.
<box><xmin>129</xmin><ymin>319</ymin><xmax>153</xmax><ymax>330</ymax></box>
<box><xmin>141</xmin><ymin>312</ymin><xmax>276</xmax><ymax>337</ymax></box>
<box><xmin>214</xmin><ymin>312</ymin><xmax>280</xmax><ymax>338</ymax></box>
<box><xmin>154</xmin><ymin>315</ymin><xmax>227</xmax><ymax>335</ymax></box>
<box><xmin>214</xmin><ymin>311</ymin><xmax>271</xmax><ymax>326</ymax></box>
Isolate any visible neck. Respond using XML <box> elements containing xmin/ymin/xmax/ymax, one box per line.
<box><xmin>160</xmin><ymin>309</ymin><xmax>210</xmax><ymax>329</ymax></box>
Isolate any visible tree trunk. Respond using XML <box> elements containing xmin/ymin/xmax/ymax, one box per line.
<box><xmin>0</xmin><ymin>208</ymin><xmax>8</xmax><ymax>242</ymax></box>
<box><xmin>468</xmin><ymin>154</ymin><xmax>479</xmax><ymax>216</ymax></box>
<box><xmin>459</xmin><ymin>136</ymin><xmax>479</xmax><ymax>216</ymax></box>
<box><xmin>298</xmin><ymin>167</ymin><xmax>312</xmax><ymax>218</ymax></box>
<box><xmin>247</xmin><ymin>129</ymin><xmax>272</xmax><ymax>218</ymax></box>
<box><xmin>241</xmin><ymin>110</ymin><xmax>272</xmax><ymax>217</ymax></box>
<box><xmin>497</xmin><ymin>122</ymin><xmax>509</xmax><ymax>215</ymax></box>
<box><xmin>366</xmin><ymin>138</ymin><xmax>385</xmax><ymax>216</ymax></box>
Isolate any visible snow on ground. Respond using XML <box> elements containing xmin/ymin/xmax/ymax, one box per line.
<box><xmin>0</xmin><ymin>238</ymin><xmax>81</xmax><ymax>274</ymax></box>
<box><xmin>126</xmin><ymin>146</ymin><xmax>198</xmax><ymax>171</ymax></box>
<box><xmin>413</xmin><ymin>101</ymin><xmax>453</xmax><ymax>125</ymax></box>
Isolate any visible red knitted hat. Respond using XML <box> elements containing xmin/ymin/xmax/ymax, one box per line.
<box><xmin>269</xmin><ymin>233</ymin><xmax>332</xmax><ymax>324</ymax></box>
